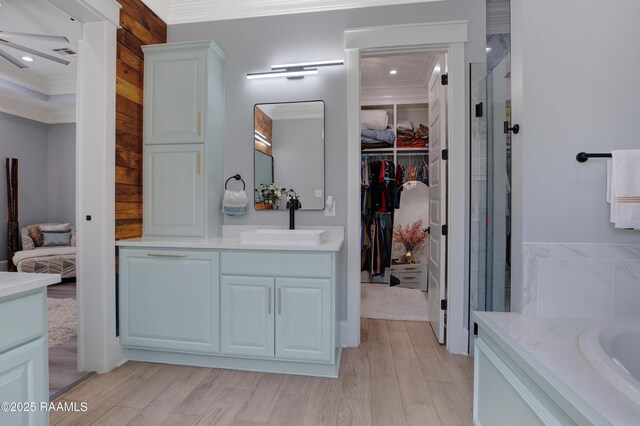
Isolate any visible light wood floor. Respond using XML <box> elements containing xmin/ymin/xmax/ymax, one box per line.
<box><xmin>48</xmin><ymin>281</ymin><xmax>94</xmax><ymax>398</ymax></box>
<box><xmin>51</xmin><ymin>319</ymin><xmax>473</xmax><ymax>425</ymax></box>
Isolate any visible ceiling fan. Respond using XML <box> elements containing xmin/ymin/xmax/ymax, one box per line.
<box><xmin>0</xmin><ymin>30</ymin><xmax>70</xmax><ymax>69</ymax></box>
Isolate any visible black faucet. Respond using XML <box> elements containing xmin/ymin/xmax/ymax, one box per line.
<box><xmin>286</xmin><ymin>190</ymin><xmax>301</xmax><ymax>230</ymax></box>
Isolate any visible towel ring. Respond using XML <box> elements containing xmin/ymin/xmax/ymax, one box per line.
<box><xmin>225</xmin><ymin>174</ymin><xmax>246</xmax><ymax>190</ymax></box>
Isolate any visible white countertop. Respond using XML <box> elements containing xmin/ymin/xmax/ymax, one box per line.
<box><xmin>0</xmin><ymin>272</ymin><xmax>61</xmax><ymax>299</ymax></box>
<box><xmin>475</xmin><ymin>312</ymin><xmax>640</xmax><ymax>425</ymax></box>
<box><xmin>116</xmin><ymin>225</ymin><xmax>344</xmax><ymax>252</ymax></box>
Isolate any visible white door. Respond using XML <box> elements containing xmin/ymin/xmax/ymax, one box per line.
<box><xmin>427</xmin><ymin>55</ymin><xmax>448</xmax><ymax>344</ymax></box>
<box><xmin>220</xmin><ymin>276</ymin><xmax>275</xmax><ymax>358</ymax></box>
<box><xmin>275</xmin><ymin>278</ymin><xmax>332</xmax><ymax>362</ymax></box>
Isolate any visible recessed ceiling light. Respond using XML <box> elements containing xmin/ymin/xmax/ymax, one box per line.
<box><xmin>389</xmin><ymin>69</ymin><xmax>397</xmax><ymax>75</ymax></box>
<box><xmin>21</xmin><ymin>56</ymin><xmax>34</xmax><ymax>62</ymax></box>
<box><xmin>486</xmin><ymin>47</ymin><xmax>492</xmax><ymax>53</ymax></box>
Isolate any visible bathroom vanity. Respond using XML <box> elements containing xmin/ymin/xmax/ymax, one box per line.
<box><xmin>474</xmin><ymin>312</ymin><xmax>640</xmax><ymax>425</ymax></box>
<box><xmin>0</xmin><ymin>272</ymin><xmax>61</xmax><ymax>426</ymax></box>
<box><xmin>117</xmin><ymin>227</ymin><xmax>343</xmax><ymax>377</ymax></box>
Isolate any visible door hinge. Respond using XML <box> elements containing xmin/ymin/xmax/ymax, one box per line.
<box><xmin>441</xmin><ymin>74</ymin><xmax>448</xmax><ymax>86</ymax></box>
<box><xmin>473</xmin><ymin>322</ymin><xmax>478</xmax><ymax>336</ymax></box>
<box><xmin>440</xmin><ymin>299</ymin><xmax>447</xmax><ymax>310</ymax></box>
<box><xmin>475</xmin><ymin>102</ymin><xmax>483</xmax><ymax>118</ymax></box>
<box><xmin>442</xmin><ymin>149</ymin><xmax>448</xmax><ymax>160</ymax></box>
<box><xmin>442</xmin><ymin>224</ymin><xmax>448</xmax><ymax>236</ymax></box>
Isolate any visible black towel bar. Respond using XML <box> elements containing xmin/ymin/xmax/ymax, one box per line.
<box><xmin>576</xmin><ymin>152</ymin><xmax>612</xmax><ymax>163</ymax></box>
<box><xmin>225</xmin><ymin>174</ymin><xmax>246</xmax><ymax>190</ymax></box>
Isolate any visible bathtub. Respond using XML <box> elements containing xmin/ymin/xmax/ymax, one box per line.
<box><xmin>579</xmin><ymin>322</ymin><xmax>640</xmax><ymax>408</ymax></box>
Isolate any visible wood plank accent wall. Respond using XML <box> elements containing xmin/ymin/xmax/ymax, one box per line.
<box><xmin>254</xmin><ymin>106</ymin><xmax>273</xmax><ymax>156</ymax></box>
<box><xmin>115</xmin><ymin>0</ymin><xmax>167</xmax><ymax>240</ymax></box>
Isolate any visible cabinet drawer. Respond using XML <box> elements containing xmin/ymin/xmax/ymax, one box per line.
<box><xmin>221</xmin><ymin>252</ymin><xmax>332</xmax><ymax>278</ymax></box>
<box><xmin>397</xmin><ymin>272</ymin><xmax>421</xmax><ymax>284</ymax></box>
<box><xmin>0</xmin><ymin>291</ymin><xmax>45</xmax><ymax>354</ymax></box>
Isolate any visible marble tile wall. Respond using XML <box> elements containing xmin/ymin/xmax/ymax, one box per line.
<box><xmin>522</xmin><ymin>243</ymin><xmax>640</xmax><ymax>320</ymax></box>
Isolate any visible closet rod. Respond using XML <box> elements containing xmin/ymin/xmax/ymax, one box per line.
<box><xmin>361</xmin><ymin>152</ymin><xmax>428</xmax><ymax>157</ymax></box>
<box><xmin>576</xmin><ymin>152</ymin><xmax>611</xmax><ymax>163</ymax></box>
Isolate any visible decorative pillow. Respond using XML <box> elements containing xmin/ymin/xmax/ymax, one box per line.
<box><xmin>39</xmin><ymin>223</ymin><xmax>70</xmax><ymax>231</ymax></box>
<box><xmin>20</xmin><ymin>227</ymin><xmax>35</xmax><ymax>250</ymax></box>
<box><xmin>42</xmin><ymin>229</ymin><xmax>72</xmax><ymax>247</ymax></box>
<box><xmin>28</xmin><ymin>226</ymin><xmax>44</xmax><ymax>247</ymax></box>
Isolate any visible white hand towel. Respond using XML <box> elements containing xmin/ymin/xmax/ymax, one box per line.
<box><xmin>609</xmin><ymin>150</ymin><xmax>640</xmax><ymax>228</ymax></box>
<box><xmin>223</xmin><ymin>190</ymin><xmax>248</xmax><ymax>215</ymax></box>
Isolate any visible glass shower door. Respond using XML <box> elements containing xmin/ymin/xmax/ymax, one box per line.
<box><xmin>469</xmin><ymin>41</ymin><xmax>512</xmax><ymax>352</ymax></box>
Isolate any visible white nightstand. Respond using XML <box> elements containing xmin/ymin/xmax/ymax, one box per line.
<box><xmin>391</xmin><ymin>263</ymin><xmax>427</xmax><ymax>291</ymax></box>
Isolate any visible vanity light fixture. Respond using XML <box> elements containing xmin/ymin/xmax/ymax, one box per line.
<box><xmin>254</xmin><ymin>130</ymin><xmax>271</xmax><ymax>146</ymax></box>
<box><xmin>247</xmin><ymin>59</ymin><xmax>344</xmax><ymax>80</ymax></box>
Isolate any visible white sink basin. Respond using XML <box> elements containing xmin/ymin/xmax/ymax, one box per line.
<box><xmin>239</xmin><ymin>229</ymin><xmax>327</xmax><ymax>246</ymax></box>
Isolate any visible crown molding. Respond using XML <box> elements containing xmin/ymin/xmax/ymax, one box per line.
<box><xmin>0</xmin><ymin>85</ymin><xmax>76</xmax><ymax>124</ymax></box>
<box><xmin>151</xmin><ymin>0</ymin><xmax>443</xmax><ymax>25</ymax></box>
<box><xmin>0</xmin><ymin>63</ymin><xmax>76</xmax><ymax>96</ymax></box>
<box><xmin>139</xmin><ymin>0</ymin><xmax>171</xmax><ymax>23</ymax></box>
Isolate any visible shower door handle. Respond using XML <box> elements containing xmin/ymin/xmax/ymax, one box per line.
<box><xmin>504</xmin><ymin>121</ymin><xmax>520</xmax><ymax>134</ymax></box>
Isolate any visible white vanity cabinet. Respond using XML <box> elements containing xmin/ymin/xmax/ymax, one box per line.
<box><xmin>144</xmin><ymin>144</ymin><xmax>204</xmax><ymax>237</ymax></box>
<box><xmin>220</xmin><ymin>275</ymin><xmax>332</xmax><ymax>362</ymax></box>
<box><xmin>143</xmin><ymin>44</ymin><xmax>206</xmax><ymax>145</ymax></box>
<box><xmin>142</xmin><ymin>41</ymin><xmax>226</xmax><ymax>238</ymax></box>
<box><xmin>119</xmin><ymin>248</ymin><xmax>220</xmax><ymax>354</ymax></box>
<box><xmin>118</xmin><ymin>245</ymin><xmax>342</xmax><ymax>377</ymax></box>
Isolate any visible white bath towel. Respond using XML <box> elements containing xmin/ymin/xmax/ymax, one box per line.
<box><xmin>608</xmin><ymin>150</ymin><xmax>640</xmax><ymax>229</ymax></box>
<box><xmin>223</xmin><ymin>190</ymin><xmax>248</xmax><ymax>216</ymax></box>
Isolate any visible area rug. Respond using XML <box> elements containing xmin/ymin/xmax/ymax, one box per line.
<box><xmin>361</xmin><ymin>283</ymin><xmax>429</xmax><ymax>321</ymax></box>
<box><xmin>48</xmin><ymin>297</ymin><xmax>77</xmax><ymax>348</ymax></box>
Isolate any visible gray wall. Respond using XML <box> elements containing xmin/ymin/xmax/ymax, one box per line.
<box><xmin>0</xmin><ymin>112</ymin><xmax>76</xmax><ymax>265</ymax></box>
<box><xmin>0</xmin><ymin>112</ymin><xmax>50</xmax><ymax>263</ymax></box>
<box><xmin>510</xmin><ymin>0</ymin><xmax>640</xmax><ymax>312</ymax></box>
<box><xmin>272</xmin><ymin>117</ymin><xmax>324</xmax><ymax>210</ymax></box>
<box><xmin>47</xmin><ymin>123</ymin><xmax>76</xmax><ymax>225</ymax></box>
<box><xmin>169</xmin><ymin>0</ymin><xmax>486</xmax><ymax>319</ymax></box>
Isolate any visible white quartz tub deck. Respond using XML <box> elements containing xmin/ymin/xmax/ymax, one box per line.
<box><xmin>116</xmin><ymin>225</ymin><xmax>344</xmax><ymax>252</ymax></box>
<box><xmin>474</xmin><ymin>312</ymin><xmax>640</xmax><ymax>425</ymax></box>
<box><xmin>0</xmin><ymin>272</ymin><xmax>61</xmax><ymax>298</ymax></box>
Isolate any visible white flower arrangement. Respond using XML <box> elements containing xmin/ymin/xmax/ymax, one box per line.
<box><xmin>259</xmin><ymin>183</ymin><xmax>286</xmax><ymax>205</ymax></box>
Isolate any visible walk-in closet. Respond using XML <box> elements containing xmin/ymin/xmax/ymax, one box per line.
<box><xmin>359</xmin><ymin>51</ymin><xmax>448</xmax><ymax>326</ymax></box>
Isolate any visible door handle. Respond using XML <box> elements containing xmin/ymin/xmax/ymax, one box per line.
<box><xmin>197</xmin><ymin>112</ymin><xmax>201</xmax><ymax>136</ymax></box>
<box><xmin>278</xmin><ymin>288</ymin><xmax>282</xmax><ymax>314</ymax></box>
<box><xmin>503</xmin><ymin>121</ymin><xmax>520</xmax><ymax>134</ymax></box>
<box><xmin>268</xmin><ymin>287</ymin><xmax>272</xmax><ymax>314</ymax></box>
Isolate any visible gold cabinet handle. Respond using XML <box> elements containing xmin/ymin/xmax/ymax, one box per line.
<box><xmin>147</xmin><ymin>253</ymin><xmax>187</xmax><ymax>258</ymax></box>
<box><xmin>196</xmin><ymin>151</ymin><xmax>201</xmax><ymax>175</ymax></box>
<box><xmin>197</xmin><ymin>112</ymin><xmax>201</xmax><ymax>136</ymax></box>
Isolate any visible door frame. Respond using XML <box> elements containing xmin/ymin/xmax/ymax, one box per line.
<box><xmin>48</xmin><ymin>0</ymin><xmax>126</xmax><ymax>372</ymax></box>
<box><xmin>344</xmin><ymin>21</ymin><xmax>469</xmax><ymax>354</ymax></box>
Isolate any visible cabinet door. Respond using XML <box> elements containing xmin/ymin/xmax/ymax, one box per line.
<box><xmin>119</xmin><ymin>249</ymin><xmax>219</xmax><ymax>354</ymax></box>
<box><xmin>144</xmin><ymin>144</ymin><xmax>204</xmax><ymax>237</ymax></box>
<box><xmin>0</xmin><ymin>339</ymin><xmax>48</xmax><ymax>426</ymax></box>
<box><xmin>221</xmin><ymin>276</ymin><xmax>274</xmax><ymax>358</ymax></box>
<box><xmin>144</xmin><ymin>48</ymin><xmax>205</xmax><ymax>144</ymax></box>
<box><xmin>275</xmin><ymin>278</ymin><xmax>331</xmax><ymax>362</ymax></box>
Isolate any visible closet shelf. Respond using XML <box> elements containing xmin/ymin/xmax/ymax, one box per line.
<box><xmin>362</xmin><ymin>148</ymin><xmax>394</xmax><ymax>153</ymax></box>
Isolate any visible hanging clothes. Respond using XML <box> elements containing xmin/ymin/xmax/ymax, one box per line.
<box><xmin>361</xmin><ymin>155</ymin><xmax>396</xmax><ymax>276</ymax></box>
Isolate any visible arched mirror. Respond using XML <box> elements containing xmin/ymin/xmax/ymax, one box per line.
<box><xmin>391</xmin><ymin>180</ymin><xmax>430</xmax><ymax>290</ymax></box>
